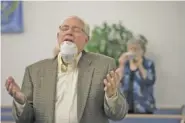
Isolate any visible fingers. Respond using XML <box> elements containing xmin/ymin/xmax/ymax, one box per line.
<box><xmin>5</xmin><ymin>77</ymin><xmax>10</xmax><ymax>89</ymax></box>
<box><xmin>8</xmin><ymin>82</ymin><xmax>15</xmax><ymax>96</ymax></box>
<box><xmin>5</xmin><ymin>76</ymin><xmax>25</xmax><ymax>104</ymax></box>
<box><xmin>5</xmin><ymin>77</ymin><xmax>13</xmax><ymax>92</ymax></box>
<box><xmin>104</xmin><ymin>79</ymin><xmax>109</xmax><ymax>91</ymax></box>
<box><xmin>8</xmin><ymin>83</ymin><xmax>13</xmax><ymax>92</ymax></box>
<box><xmin>104</xmin><ymin>71</ymin><xmax>117</xmax><ymax>92</ymax></box>
<box><xmin>5</xmin><ymin>76</ymin><xmax>14</xmax><ymax>86</ymax></box>
<box><xmin>12</xmin><ymin>88</ymin><xmax>17</xmax><ymax>98</ymax></box>
<box><xmin>5</xmin><ymin>76</ymin><xmax>20</xmax><ymax>97</ymax></box>
<box><xmin>104</xmin><ymin>70</ymin><xmax>120</xmax><ymax>97</ymax></box>
<box><xmin>109</xmin><ymin>71</ymin><xmax>116</xmax><ymax>89</ymax></box>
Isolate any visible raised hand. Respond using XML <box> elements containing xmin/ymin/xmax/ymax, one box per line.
<box><xmin>5</xmin><ymin>76</ymin><xmax>25</xmax><ymax>105</ymax></box>
<box><xmin>104</xmin><ymin>70</ymin><xmax>121</xmax><ymax>98</ymax></box>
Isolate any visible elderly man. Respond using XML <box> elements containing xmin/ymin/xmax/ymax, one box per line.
<box><xmin>5</xmin><ymin>16</ymin><xmax>128</xmax><ymax>123</ymax></box>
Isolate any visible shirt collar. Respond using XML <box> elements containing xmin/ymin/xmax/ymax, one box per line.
<box><xmin>57</xmin><ymin>52</ymin><xmax>82</xmax><ymax>73</ymax></box>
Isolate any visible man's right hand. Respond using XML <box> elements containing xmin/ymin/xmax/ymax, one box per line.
<box><xmin>5</xmin><ymin>76</ymin><xmax>26</xmax><ymax>105</ymax></box>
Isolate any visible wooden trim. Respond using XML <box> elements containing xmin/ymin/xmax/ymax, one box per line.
<box><xmin>1</xmin><ymin>122</ymin><xmax>14</xmax><ymax>123</ymax></box>
<box><xmin>157</xmin><ymin>105</ymin><xmax>182</xmax><ymax>109</ymax></box>
<box><xmin>1</xmin><ymin>114</ymin><xmax>185</xmax><ymax>123</ymax></box>
<box><xmin>126</xmin><ymin>114</ymin><xmax>185</xmax><ymax>119</ymax></box>
<box><xmin>0</xmin><ymin>105</ymin><xmax>182</xmax><ymax>109</ymax></box>
<box><xmin>0</xmin><ymin>106</ymin><xmax>183</xmax><ymax>109</ymax></box>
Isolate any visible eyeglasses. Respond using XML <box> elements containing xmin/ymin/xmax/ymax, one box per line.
<box><xmin>59</xmin><ymin>25</ymin><xmax>85</xmax><ymax>34</ymax></box>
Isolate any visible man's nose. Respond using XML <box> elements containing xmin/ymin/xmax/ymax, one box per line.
<box><xmin>64</xmin><ymin>29</ymin><xmax>74</xmax><ymax>38</ymax></box>
<box><xmin>63</xmin><ymin>30</ymin><xmax>73</xmax><ymax>37</ymax></box>
<box><xmin>65</xmin><ymin>33</ymin><xmax>73</xmax><ymax>36</ymax></box>
<box><xmin>66</xmin><ymin>27</ymin><xmax>74</xmax><ymax>34</ymax></box>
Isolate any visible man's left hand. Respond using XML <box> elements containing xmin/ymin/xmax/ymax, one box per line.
<box><xmin>104</xmin><ymin>70</ymin><xmax>121</xmax><ymax>98</ymax></box>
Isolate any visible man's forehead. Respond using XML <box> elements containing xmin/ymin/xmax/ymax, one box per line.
<box><xmin>60</xmin><ymin>17</ymin><xmax>84</xmax><ymax>27</ymax></box>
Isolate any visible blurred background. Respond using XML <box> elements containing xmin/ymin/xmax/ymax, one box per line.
<box><xmin>1</xmin><ymin>1</ymin><xmax>185</xmax><ymax>122</ymax></box>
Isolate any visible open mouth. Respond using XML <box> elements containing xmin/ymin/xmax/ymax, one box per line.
<box><xmin>64</xmin><ymin>38</ymin><xmax>74</xmax><ymax>42</ymax></box>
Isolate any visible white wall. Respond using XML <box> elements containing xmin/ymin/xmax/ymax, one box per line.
<box><xmin>1</xmin><ymin>1</ymin><xmax>185</xmax><ymax>107</ymax></box>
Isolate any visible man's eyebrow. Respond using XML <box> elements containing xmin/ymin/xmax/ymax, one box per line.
<box><xmin>60</xmin><ymin>25</ymin><xmax>69</xmax><ymax>27</ymax></box>
<box><xmin>59</xmin><ymin>25</ymin><xmax>83</xmax><ymax>28</ymax></box>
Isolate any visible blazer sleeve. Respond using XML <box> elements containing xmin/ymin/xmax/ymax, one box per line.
<box><xmin>12</xmin><ymin>66</ymin><xmax>35</xmax><ymax>123</ymax></box>
<box><xmin>103</xmin><ymin>58</ymin><xmax>128</xmax><ymax>120</ymax></box>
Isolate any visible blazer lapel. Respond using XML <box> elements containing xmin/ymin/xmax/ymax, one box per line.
<box><xmin>41</xmin><ymin>58</ymin><xmax>58</xmax><ymax>123</ymax></box>
<box><xmin>77</xmin><ymin>51</ymin><xmax>95</xmax><ymax>122</ymax></box>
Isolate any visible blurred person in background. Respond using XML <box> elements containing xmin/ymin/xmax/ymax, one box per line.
<box><xmin>5</xmin><ymin>16</ymin><xmax>128</xmax><ymax>123</ymax></box>
<box><xmin>118</xmin><ymin>37</ymin><xmax>156</xmax><ymax>114</ymax></box>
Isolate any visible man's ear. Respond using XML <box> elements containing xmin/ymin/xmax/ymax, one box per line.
<box><xmin>57</xmin><ymin>32</ymin><xmax>59</xmax><ymax>39</ymax></box>
<box><xmin>85</xmin><ymin>35</ymin><xmax>89</xmax><ymax>43</ymax></box>
<box><xmin>57</xmin><ymin>32</ymin><xmax>61</xmax><ymax>44</ymax></box>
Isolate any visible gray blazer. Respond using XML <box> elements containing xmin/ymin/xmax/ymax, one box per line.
<box><xmin>12</xmin><ymin>51</ymin><xmax>128</xmax><ymax>123</ymax></box>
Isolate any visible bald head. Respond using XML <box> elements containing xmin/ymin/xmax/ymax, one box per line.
<box><xmin>57</xmin><ymin>16</ymin><xmax>90</xmax><ymax>53</ymax></box>
<box><xmin>61</xmin><ymin>16</ymin><xmax>90</xmax><ymax>36</ymax></box>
